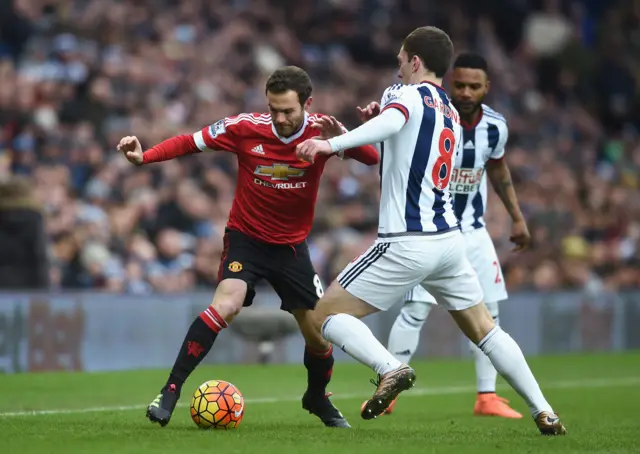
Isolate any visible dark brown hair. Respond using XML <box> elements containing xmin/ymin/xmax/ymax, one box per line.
<box><xmin>402</xmin><ymin>26</ymin><xmax>454</xmax><ymax>78</ymax></box>
<box><xmin>265</xmin><ymin>66</ymin><xmax>313</xmax><ymax>105</ymax></box>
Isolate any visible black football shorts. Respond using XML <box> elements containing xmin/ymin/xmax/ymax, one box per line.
<box><xmin>217</xmin><ymin>228</ymin><xmax>324</xmax><ymax>312</ymax></box>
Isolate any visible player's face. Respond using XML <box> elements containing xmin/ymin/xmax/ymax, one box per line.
<box><xmin>267</xmin><ymin>90</ymin><xmax>310</xmax><ymax>137</ymax></box>
<box><xmin>396</xmin><ymin>48</ymin><xmax>415</xmax><ymax>84</ymax></box>
<box><xmin>450</xmin><ymin>68</ymin><xmax>489</xmax><ymax>116</ymax></box>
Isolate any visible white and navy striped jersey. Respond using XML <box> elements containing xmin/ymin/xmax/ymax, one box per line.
<box><xmin>450</xmin><ymin>104</ymin><xmax>508</xmax><ymax>232</ymax></box>
<box><xmin>377</xmin><ymin>82</ymin><xmax>462</xmax><ymax>239</ymax></box>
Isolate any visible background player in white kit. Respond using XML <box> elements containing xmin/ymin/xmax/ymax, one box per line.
<box><xmin>296</xmin><ymin>26</ymin><xmax>566</xmax><ymax>436</ymax></box>
<box><xmin>382</xmin><ymin>53</ymin><xmax>531</xmax><ymax>419</ymax></box>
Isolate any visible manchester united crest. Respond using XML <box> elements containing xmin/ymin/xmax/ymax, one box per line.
<box><xmin>228</xmin><ymin>261</ymin><xmax>243</xmax><ymax>272</ymax></box>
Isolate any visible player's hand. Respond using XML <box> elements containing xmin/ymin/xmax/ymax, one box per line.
<box><xmin>510</xmin><ymin>219</ymin><xmax>531</xmax><ymax>253</ymax></box>
<box><xmin>311</xmin><ymin>116</ymin><xmax>344</xmax><ymax>139</ymax></box>
<box><xmin>357</xmin><ymin>102</ymin><xmax>381</xmax><ymax>123</ymax></box>
<box><xmin>296</xmin><ymin>138</ymin><xmax>333</xmax><ymax>164</ymax></box>
<box><xmin>117</xmin><ymin>136</ymin><xmax>144</xmax><ymax>165</ymax></box>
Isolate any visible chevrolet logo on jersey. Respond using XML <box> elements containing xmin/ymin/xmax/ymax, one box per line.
<box><xmin>254</xmin><ymin>164</ymin><xmax>306</xmax><ymax>180</ymax></box>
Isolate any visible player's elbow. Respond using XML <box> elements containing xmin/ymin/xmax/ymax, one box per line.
<box><xmin>486</xmin><ymin>159</ymin><xmax>510</xmax><ymax>187</ymax></box>
<box><xmin>361</xmin><ymin>156</ymin><xmax>380</xmax><ymax>166</ymax></box>
<box><xmin>486</xmin><ymin>157</ymin><xmax>507</xmax><ymax>175</ymax></box>
<box><xmin>368</xmin><ymin>152</ymin><xmax>381</xmax><ymax>166</ymax></box>
<box><xmin>359</xmin><ymin>146</ymin><xmax>381</xmax><ymax>166</ymax></box>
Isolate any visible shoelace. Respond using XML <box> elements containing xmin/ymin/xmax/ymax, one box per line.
<box><xmin>369</xmin><ymin>375</ymin><xmax>382</xmax><ymax>388</ymax></box>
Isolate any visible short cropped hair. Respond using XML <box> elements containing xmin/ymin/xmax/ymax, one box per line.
<box><xmin>402</xmin><ymin>26</ymin><xmax>454</xmax><ymax>78</ymax></box>
<box><xmin>453</xmin><ymin>53</ymin><xmax>489</xmax><ymax>73</ymax></box>
<box><xmin>265</xmin><ymin>66</ymin><xmax>313</xmax><ymax>105</ymax></box>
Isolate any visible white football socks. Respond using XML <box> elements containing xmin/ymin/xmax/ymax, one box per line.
<box><xmin>473</xmin><ymin>301</ymin><xmax>500</xmax><ymax>393</ymax></box>
<box><xmin>387</xmin><ymin>302</ymin><xmax>431</xmax><ymax>364</ymax></box>
<box><xmin>322</xmin><ymin>313</ymin><xmax>403</xmax><ymax>376</ymax></box>
<box><xmin>471</xmin><ymin>340</ymin><xmax>498</xmax><ymax>393</ymax></box>
<box><xmin>478</xmin><ymin>326</ymin><xmax>553</xmax><ymax>416</ymax></box>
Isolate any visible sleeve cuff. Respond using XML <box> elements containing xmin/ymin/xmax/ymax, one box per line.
<box><xmin>381</xmin><ymin>103</ymin><xmax>409</xmax><ymax>122</ymax></box>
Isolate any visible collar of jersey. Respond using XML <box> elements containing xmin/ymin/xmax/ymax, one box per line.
<box><xmin>419</xmin><ymin>80</ymin><xmax>444</xmax><ymax>90</ymax></box>
<box><xmin>461</xmin><ymin>107</ymin><xmax>484</xmax><ymax>130</ymax></box>
<box><xmin>271</xmin><ymin>112</ymin><xmax>309</xmax><ymax>144</ymax></box>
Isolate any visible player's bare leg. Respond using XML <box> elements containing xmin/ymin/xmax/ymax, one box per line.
<box><xmin>293</xmin><ymin>309</ymin><xmax>350</xmax><ymax>428</ymax></box>
<box><xmin>471</xmin><ymin>301</ymin><xmax>522</xmax><ymax>419</ymax></box>
<box><xmin>449</xmin><ymin>302</ymin><xmax>566</xmax><ymax>435</ymax></box>
<box><xmin>313</xmin><ymin>282</ymin><xmax>416</xmax><ymax>420</ymax></box>
<box><xmin>146</xmin><ymin>279</ymin><xmax>246</xmax><ymax>427</ymax></box>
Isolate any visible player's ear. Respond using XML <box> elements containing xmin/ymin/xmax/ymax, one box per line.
<box><xmin>485</xmin><ymin>79</ymin><xmax>491</xmax><ymax>95</ymax></box>
<box><xmin>411</xmin><ymin>55</ymin><xmax>421</xmax><ymax>73</ymax></box>
<box><xmin>304</xmin><ymin>96</ymin><xmax>312</xmax><ymax>111</ymax></box>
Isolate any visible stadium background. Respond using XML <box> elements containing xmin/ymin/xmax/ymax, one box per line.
<box><xmin>0</xmin><ymin>0</ymin><xmax>639</xmax><ymax>373</ymax></box>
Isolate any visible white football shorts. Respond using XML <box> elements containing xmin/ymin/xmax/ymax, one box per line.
<box><xmin>405</xmin><ymin>226</ymin><xmax>507</xmax><ymax>306</ymax></box>
<box><xmin>337</xmin><ymin>230</ymin><xmax>483</xmax><ymax>312</ymax></box>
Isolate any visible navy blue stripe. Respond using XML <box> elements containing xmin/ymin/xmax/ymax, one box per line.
<box><xmin>454</xmin><ymin>128</ymin><xmax>476</xmax><ymax>221</ymax></box>
<box><xmin>469</xmin><ymin>124</ymin><xmax>499</xmax><ymax>229</ymax></box>
<box><xmin>431</xmin><ymin>87</ymin><xmax>454</xmax><ymax>231</ymax></box>
<box><xmin>338</xmin><ymin>245</ymin><xmax>379</xmax><ymax>287</ymax></box>
<box><xmin>401</xmin><ymin>311</ymin><xmax>426</xmax><ymax>327</ymax></box>
<box><xmin>379</xmin><ymin>142</ymin><xmax>384</xmax><ymax>191</ymax></box>
<box><xmin>460</xmin><ymin>131</ymin><xmax>476</xmax><ymax>167</ymax></box>
<box><xmin>487</xmin><ymin>123</ymin><xmax>500</xmax><ymax>151</ymax></box>
<box><xmin>339</xmin><ymin>243</ymin><xmax>390</xmax><ymax>289</ymax></box>
<box><xmin>404</xmin><ymin>88</ymin><xmax>436</xmax><ymax>232</ymax></box>
<box><xmin>471</xmin><ymin>193</ymin><xmax>484</xmax><ymax>228</ymax></box>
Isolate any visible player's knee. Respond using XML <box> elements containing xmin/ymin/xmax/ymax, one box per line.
<box><xmin>301</xmin><ymin>324</ymin><xmax>330</xmax><ymax>351</ymax></box>
<box><xmin>449</xmin><ymin>302</ymin><xmax>495</xmax><ymax>344</ymax></box>
<box><xmin>292</xmin><ymin>309</ymin><xmax>329</xmax><ymax>351</ymax></box>
<box><xmin>315</xmin><ymin>281</ymin><xmax>379</xmax><ymax>323</ymax></box>
<box><xmin>310</xmin><ymin>305</ymin><xmax>333</xmax><ymax>337</ymax></box>
<box><xmin>311</xmin><ymin>283</ymin><xmax>341</xmax><ymax>320</ymax></box>
<box><xmin>211</xmin><ymin>278</ymin><xmax>248</xmax><ymax>322</ymax></box>
<box><xmin>401</xmin><ymin>301</ymin><xmax>431</xmax><ymax>326</ymax></box>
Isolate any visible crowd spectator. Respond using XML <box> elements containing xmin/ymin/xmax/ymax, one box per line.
<box><xmin>0</xmin><ymin>0</ymin><xmax>638</xmax><ymax>294</ymax></box>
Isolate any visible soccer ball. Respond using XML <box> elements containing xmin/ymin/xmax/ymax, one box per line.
<box><xmin>190</xmin><ymin>380</ymin><xmax>245</xmax><ymax>429</ymax></box>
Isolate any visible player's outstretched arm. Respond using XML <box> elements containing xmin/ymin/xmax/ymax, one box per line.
<box><xmin>296</xmin><ymin>109</ymin><xmax>405</xmax><ymax>164</ymax></box>
<box><xmin>310</xmin><ymin>115</ymin><xmax>379</xmax><ymax>165</ymax></box>
<box><xmin>486</xmin><ymin>158</ymin><xmax>531</xmax><ymax>252</ymax></box>
<box><xmin>117</xmin><ymin>135</ymin><xmax>200</xmax><ymax>165</ymax></box>
<box><xmin>328</xmin><ymin>108</ymin><xmax>405</xmax><ymax>152</ymax></box>
<box><xmin>342</xmin><ymin>144</ymin><xmax>379</xmax><ymax>165</ymax></box>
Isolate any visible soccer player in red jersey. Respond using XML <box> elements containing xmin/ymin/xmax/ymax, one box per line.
<box><xmin>117</xmin><ymin>66</ymin><xmax>379</xmax><ymax>429</ymax></box>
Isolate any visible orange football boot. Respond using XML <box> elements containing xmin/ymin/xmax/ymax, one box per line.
<box><xmin>473</xmin><ymin>393</ymin><xmax>523</xmax><ymax>419</ymax></box>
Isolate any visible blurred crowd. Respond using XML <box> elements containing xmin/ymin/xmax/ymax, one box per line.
<box><xmin>0</xmin><ymin>0</ymin><xmax>639</xmax><ymax>294</ymax></box>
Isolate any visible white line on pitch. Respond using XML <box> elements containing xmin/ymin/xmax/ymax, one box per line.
<box><xmin>1</xmin><ymin>376</ymin><xmax>638</xmax><ymax>418</ymax></box>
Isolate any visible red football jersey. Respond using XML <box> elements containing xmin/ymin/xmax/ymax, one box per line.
<box><xmin>193</xmin><ymin>113</ymin><xmax>339</xmax><ymax>245</ymax></box>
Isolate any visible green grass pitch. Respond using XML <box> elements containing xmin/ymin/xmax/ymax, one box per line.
<box><xmin>1</xmin><ymin>352</ymin><xmax>639</xmax><ymax>453</ymax></box>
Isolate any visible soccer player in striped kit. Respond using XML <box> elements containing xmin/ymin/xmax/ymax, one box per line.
<box><xmin>385</xmin><ymin>53</ymin><xmax>531</xmax><ymax>418</ymax></box>
<box><xmin>297</xmin><ymin>30</ymin><xmax>565</xmax><ymax>435</ymax></box>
